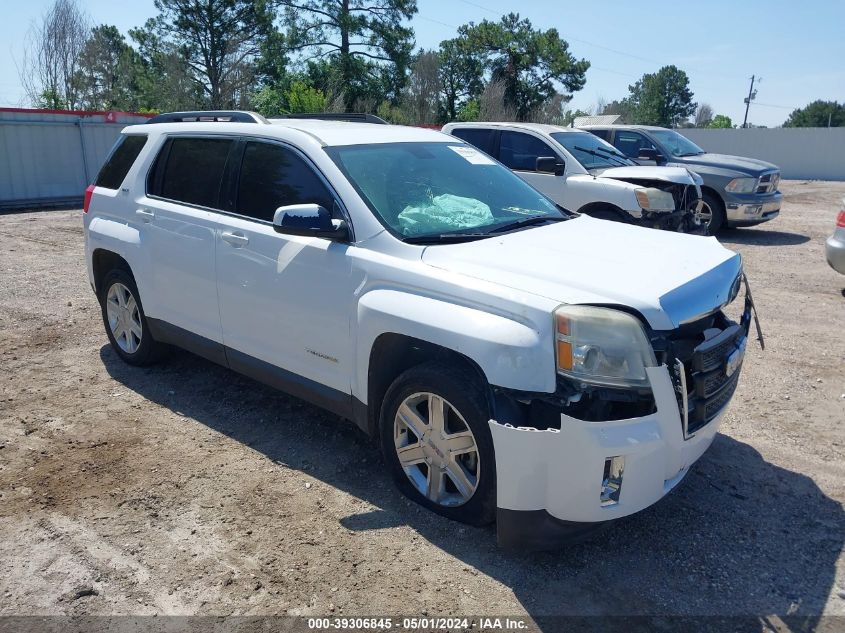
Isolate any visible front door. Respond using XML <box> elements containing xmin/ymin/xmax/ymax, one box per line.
<box><xmin>214</xmin><ymin>140</ymin><xmax>360</xmax><ymax>401</ymax></box>
<box><xmin>497</xmin><ymin>130</ymin><xmax>570</xmax><ymax>205</ymax></box>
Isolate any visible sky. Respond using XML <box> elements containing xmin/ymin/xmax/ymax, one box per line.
<box><xmin>1</xmin><ymin>0</ymin><xmax>843</xmax><ymax>127</ymax></box>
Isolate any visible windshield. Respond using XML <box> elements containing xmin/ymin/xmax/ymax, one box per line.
<box><xmin>550</xmin><ymin>132</ymin><xmax>634</xmax><ymax>170</ymax></box>
<box><xmin>326</xmin><ymin>142</ymin><xmax>564</xmax><ymax>241</ymax></box>
<box><xmin>650</xmin><ymin>130</ymin><xmax>705</xmax><ymax>156</ymax></box>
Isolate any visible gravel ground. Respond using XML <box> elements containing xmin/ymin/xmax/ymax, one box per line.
<box><xmin>0</xmin><ymin>180</ymin><xmax>844</xmax><ymax>628</ymax></box>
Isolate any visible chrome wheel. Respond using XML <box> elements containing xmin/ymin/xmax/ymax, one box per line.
<box><xmin>694</xmin><ymin>200</ymin><xmax>713</xmax><ymax>230</ymax></box>
<box><xmin>106</xmin><ymin>282</ymin><xmax>142</xmax><ymax>354</ymax></box>
<box><xmin>393</xmin><ymin>392</ymin><xmax>480</xmax><ymax>507</ymax></box>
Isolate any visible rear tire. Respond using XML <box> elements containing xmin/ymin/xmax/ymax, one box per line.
<box><xmin>100</xmin><ymin>268</ymin><xmax>167</xmax><ymax>366</ymax></box>
<box><xmin>380</xmin><ymin>362</ymin><xmax>496</xmax><ymax>526</ymax></box>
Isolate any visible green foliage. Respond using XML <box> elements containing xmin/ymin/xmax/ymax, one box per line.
<box><xmin>438</xmin><ymin>38</ymin><xmax>483</xmax><ymax>121</ymax></box>
<box><xmin>284</xmin><ymin>80</ymin><xmax>327</xmax><ymax>113</ymax></box>
<box><xmin>456</xmin><ymin>13</ymin><xmax>589</xmax><ymax>120</ymax></box>
<box><xmin>456</xmin><ymin>98</ymin><xmax>480</xmax><ymax>122</ymax></box>
<box><xmin>783</xmin><ymin>100</ymin><xmax>845</xmax><ymax>127</ymax></box>
<box><xmin>709</xmin><ymin>114</ymin><xmax>733</xmax><ymax>128</ymax></box>
<box><xmin>145</xmin><ymin>0</ymin><xmax>275</xmax><ymax>108</ymax></box>
<box><xmin>35</xmin><ymin>89</ymin><xmax>66</xmax><ymax>110</ymax></box>
<box><xmin>625</xmin><ymin>65</ymin><xmax>696</xmax><ymax>127</ymax></box>
<box><xmin>76</xmin><ymin>25</ymin><xmax>141</xmax><ymax>110</ymax></box>
<box><xmin>129</xmin><ymin>19</ymin><xmax>206</xmax><ymax>111</ymax></box>
<box><xmin>280</xmin><ymin>0</ymin><xmax>418</xmax><ymax>111</ymax></box>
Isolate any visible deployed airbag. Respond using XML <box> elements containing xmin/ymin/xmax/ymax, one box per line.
<box><xmin>398</xmin><ymin>194</ymin><xmax>493</xmax><ymax>235</ymax></box>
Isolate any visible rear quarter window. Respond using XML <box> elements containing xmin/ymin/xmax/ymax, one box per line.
<box><xmin>95</xmin><ymin>135</ymin><xmax>148</xmax><ymax>189</ymax></box>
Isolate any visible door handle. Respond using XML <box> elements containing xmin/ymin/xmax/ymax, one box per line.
<box><xmin>221</xmin><ymin>231</ymin><xmax>249</xmax><ymax>247</ymax></box>
<box><xmin>136</xmin><ymin>208</ymin><xmax>155</xmax><ymax>222</ymax></box>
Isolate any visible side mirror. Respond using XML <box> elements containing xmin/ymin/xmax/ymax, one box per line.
<box><xmin>272</xmin><ymin>204</ymin><xmax>349</xmax><ymax>241</ymax></box>
<box><xmin>637</xmin><ymin>148</ymin><xmax>665</xmax><ymax>163</ymax></box>
<box><xmin>536</xmin><ymin>156</ymin><xmax>565</xmax><ymax>176</ymax></box>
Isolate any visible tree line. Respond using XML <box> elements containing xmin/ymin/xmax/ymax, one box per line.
<box><xmin>18</xmin><ymin>0</ymin><xmax>842</xmax><ymax>128</ymax></box>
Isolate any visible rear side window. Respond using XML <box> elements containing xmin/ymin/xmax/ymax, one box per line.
<box><xmin>589</xmin><ymin>128</ymin><xmax>611</xmax><ymax>141</ymax></box>
<box><xmin>151</xmin><ymin>137</ymin><xmax>234</xmax><ymax>208</ymax></box>
<box><xmin>449</xmin><ymin>128</ymin><xmax>497</xmax><ymax>157</ymax></box>
<box><xmin>95</xmin><ymin>135</ymin><xmax>147</xmax><ymax>189</ymax></box>
<box><xmin>498</xmin><ymin>131</ymin><xmax>558</xmax><ymax>172</ymax></box>
<box><xmin>236</xmin><ymin>141</ymin><xmax>335</xmax><ymax>222</ymax></box>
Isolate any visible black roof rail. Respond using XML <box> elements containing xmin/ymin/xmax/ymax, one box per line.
<box><xmin>146</xmin><ymin>111</ymin><xmax>268</xmax><ymax>124</ymax></box>
<box><xmin>274</xmin><ymin>112</ymin><xmax>388</xmax><ymax>124</ymax></box>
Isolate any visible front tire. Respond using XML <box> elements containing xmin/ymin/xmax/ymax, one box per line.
<box><xmin>700</xmin><ymin>191</ymin><xmax>726</xmax><ymax>234</ymax></box>
<box><xmin>380</xmin><ymin>362</ymin><xmax>496</xmax><ymax>526</ymax></box>
<box><xmin>100</xmin><ymin>268</ymin><xmax>167</xmax><ymax>366</ymax></box>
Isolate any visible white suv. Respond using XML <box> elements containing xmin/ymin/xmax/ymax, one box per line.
<box><xmin>443</xmin><ymin>121</ymin><xmax>708</xmax><ymax>233</ymax></box>
<box><xmin>84</xmin><ymin>111</ymin><xmax>756</xmax><ymax>550</ymax></box>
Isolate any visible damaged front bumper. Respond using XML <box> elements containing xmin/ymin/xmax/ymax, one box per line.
<box><xmin>489</xmin><ymin>364</ymin><xmax>725</xmax><ymax>550</ymax></box>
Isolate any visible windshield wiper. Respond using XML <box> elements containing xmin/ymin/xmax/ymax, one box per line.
<box><xmin>488</xmin><ymin>215</ymin><xmax>565</xmax><ymax>233</ymax></box>
<box><xmin>572</xmin><ymin>145</ymin><xmax>631</xmax><ymax>167</ymax></box>
<box><xmin>678</xmin><ymin>151</ymin><xmax>705</xmax><ymax>156</ymax></box>
<box><xmin>402</xmin><ymin>232</ymin><xmax>492</xmax><ymax>244</ymax></box>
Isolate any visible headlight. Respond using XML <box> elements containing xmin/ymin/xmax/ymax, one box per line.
<box><xmin>725</xmin><ymin>177</ymin><xmax>758</xmax><ymax>193</ymax></box>
<box><xmin>555</xmin><ymin>305</ymin><xmax>657</xmax><ymax>389</ymax></box>
<box><xmin>634</xmin><ymin>187</ymin><xmax>675</xmax><ymax>212</ymax></box>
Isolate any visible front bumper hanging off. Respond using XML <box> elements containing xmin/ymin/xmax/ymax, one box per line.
<box><xmin>490</xmin><ymin>286</ymin><xmax>757</xmax><ymax>551</ymax></box>
<box><xmin>489</xmin><ymin>364</ymin><xmax>724</xmax><ymax>550</ymax></box>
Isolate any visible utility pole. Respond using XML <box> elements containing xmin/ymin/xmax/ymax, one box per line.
<box><xmin>742</xmin><ymin>75</ymin><xmax>757</xmax><ymax>128</ymax></box>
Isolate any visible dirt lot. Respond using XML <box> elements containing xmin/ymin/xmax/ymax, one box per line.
<box><xmin>1</xmin><ymin>180</ymin><xmax>844</xmax><ymax>628</ymax></box>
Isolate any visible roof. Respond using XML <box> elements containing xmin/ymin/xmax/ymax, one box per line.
<box><xmin>572</xmin><ymin>114</ymin><xmax>621</xmax><ymax>127</ymax></box>
<box><xmin>443</xmin><ymin>121</ymin><xmax>593</xmax><ymax>135</ymax></box>
<box><xmin>578</xmin><ymin>123</ymin><xmax>670</xmax><ymax>131</ymax></box>
<box><xmin>130</xmin><ymin>117</ymin><xmax>452</xmax><ymax>147</ymax></box>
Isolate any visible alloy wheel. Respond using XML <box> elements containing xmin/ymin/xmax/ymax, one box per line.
<box><xmin>106</xmin><ymin>282</ymin><xmax>143</xmax><ymax>354</ymax></box>
<box><xmin>393</xmin><ymin>392</ymin><xmax>480</xmax><ymax>507</ymax></box>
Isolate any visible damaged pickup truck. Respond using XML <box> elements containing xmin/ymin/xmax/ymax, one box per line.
<box><xmin>443</xmin><ymin>121</ymin><xmax>707</xmax><ymax>233</ymax></box>
<box><xmin>86</xmin><ymin>112</ymin><xmax>758</xmax><ymax>551</ymax></box>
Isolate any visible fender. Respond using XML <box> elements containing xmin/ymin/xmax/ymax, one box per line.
<box><xmin>86</xmin><ymin>217</ymin><xmax>153</xmax><ymax>308</ymax></box>
<box><xmin>354</xmin><ymin>289</ymin><xmax>555</xmax><ymax>403</ymax></box>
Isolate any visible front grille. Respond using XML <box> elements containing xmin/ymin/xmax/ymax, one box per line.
<box><xmin>668</xmin><ymin>318</ymin><xmax>747</xmax><ymax>437</ymax></box>
<box><xmin>755</xmin><ymin>171</ymin><xmax>780</xmax><ymax>194</ymax></box>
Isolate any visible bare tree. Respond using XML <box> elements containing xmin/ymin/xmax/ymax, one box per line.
<box><xmin>695</xmin><ymin>102</ymin><xmax>714</xmax><ymax>127</ymax></box>
<box><xmin>402</xmin><ymin>50</ymin><xmax>441</xmax><ymax>124</ymax></box>
<box><xmin>478</xmin><ymin>79</ymin><xmax>516</xmax><ymax>121</ymax></box>
<box><xmin>19</xmin><ymin>0</ymin><xmax>89</xmax><ymax>109</ymax></box>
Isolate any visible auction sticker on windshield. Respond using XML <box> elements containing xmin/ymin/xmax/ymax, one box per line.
<box><xmin>448</xmin><ymin>145</ymin><xmax>496</xmax><ymax>165</ymax></box>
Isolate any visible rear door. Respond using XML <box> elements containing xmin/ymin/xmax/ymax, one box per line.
<box><xmin>214</xmin><ymin>139</ymin><xmax>359</xmax><ymax>403</ymax></box>
<box><xmin>141</xmin><ymin>135</ymin><xmax>235</xmax><ymax>347</ymax></box>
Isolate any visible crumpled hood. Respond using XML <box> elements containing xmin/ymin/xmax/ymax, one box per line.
<box><xmin>422</xmin><ymin>215</ymin><xmax>742</xmax><ymax>330</ymax></box>
<box><xmin>596</xmin><ymin>165</ymin><xmax>698</xmax><ymax>185</ymax></box>
<box><xmin>676</xmin><ymin>153</ymin><xmax>778</xmax><ymax>175</ymax></box>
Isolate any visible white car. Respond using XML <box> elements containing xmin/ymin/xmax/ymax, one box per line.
<box><xmin>84</xmin><ymin>111</ymin><xmax>755</xmax><ymax>549</ymax></box>
<box><xmin>442</xmin><ymin>121</ymin><xmax>707</xmax><ymax>233</ymax></box>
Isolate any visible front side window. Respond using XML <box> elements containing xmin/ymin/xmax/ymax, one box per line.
<box><xmin>95</xmin><ymin>134</ymin><xmax>147</xmax><ymax>189</ymax></box>
<box><xmin>612</xmin><ymin>130</ymin><xmax>657</xmax><ymax>159</ymax></box>
<box><xmin>327</xmin><ymin>142</ymin><xmax>564</xmax><ymax>240</ymax></box>
<box><xmin>236</xmin><ymin>142</ymin><xmax>335</xmax><ymax>222</ymax></box>
<box><xmin>551</xmin><ymin>131</ymin><xmax>634</xmax><ymax>170</ymax></box>
<box><xmin>152</xmin><ymin>137</ymin><xmax>234</xmax><ymax>208</ymax></box>
<box><xmin>498</xmin><ymin>131</ymin><xmax>559</xmax><ymax>171</ymax></box>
